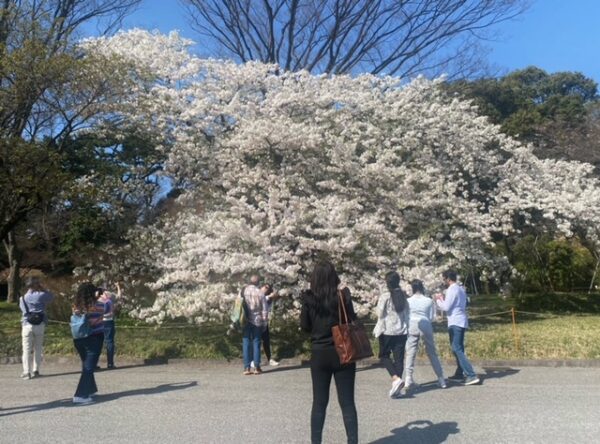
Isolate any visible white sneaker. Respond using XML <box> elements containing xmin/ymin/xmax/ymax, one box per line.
<box><xmin>72</xmin><ymin>396</ymin><xmax>93</xmax><ymax>405</ymax></box>
<box><xmin>438</xmin><ymin>377</ymin><xmax>447</xmax><ymax>388</ymax></box>
<box><xmin>389</xmin><ymin>378</ymin><xmax>404</xmax><ymax>398</ymax></box>
<box><xmin>269</xmin><ymin>359</ymin><xmax>280</xmax><ymax>366</ymax></box>
<box><xmin>250</xmin><ymin>361</ymin><xmax>255</xmax><ymax>368</ymax></box>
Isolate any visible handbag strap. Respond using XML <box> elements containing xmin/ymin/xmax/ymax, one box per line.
<box><xmin>337</xmin><ymin>289</ymin><xmax>349</xmax><ymax>325</ymax></box>
<box><xmin>21</xmin><ymin>297</ymin><xmax>30</xmax><ymax>314</ymax></box>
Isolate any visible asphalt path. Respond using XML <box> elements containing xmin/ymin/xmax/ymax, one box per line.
<box><xmin>1</xmin><ymin>359</ymin><xmax>599</xmax><ymax>443</ymax></box>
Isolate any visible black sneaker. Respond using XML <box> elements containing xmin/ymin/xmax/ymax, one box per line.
<box><xmin>107</xmin><ymin>364</ymin><xmax>116</xmax><ymax>370</ymax></box>
<box><xmin>448</xmin><ymin>374</ymin><xmax>464</xmax><ymax>382</ymax></box>
<box><xmin>32</xmin><ymin>371</ymin><xmax>41</xmax><ymax>378</ymax></box>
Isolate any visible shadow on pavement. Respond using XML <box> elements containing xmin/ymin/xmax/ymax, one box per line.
<box><xmin>0</xmin><ymin>381</ymin><xmax>197</xmax><ymax>417</ymax></box>
<box><xmin>481</xmin><ymin>366</ymin><xmax>520</xmax><ymax>380</ymax></box>
<box><xmin>38</xmin><ymin>362</ymin><xmax>167</xmax><ymax>379</ymax></box>
<box><xmin>262</xmin><ymin>363</ymin><xmax>307</xmax><ymax>373</ymax></box>
<box><xmin>369</xmin><ymin>420</ymin><xmax>460</xmax><ymax>444</ymax></box>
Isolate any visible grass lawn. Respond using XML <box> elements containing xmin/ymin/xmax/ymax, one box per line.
<box><xmin>1</xmin><ymin>293</ymin><xmax>599</xmax><ymax>361</ymax></box>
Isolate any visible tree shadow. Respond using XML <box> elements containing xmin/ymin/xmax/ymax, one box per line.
<box><xmin>369</xmin><ymin>420</ymin><xmax>460</xmax><ymax>444</ymax></box>
<box><xmin>0</xmin><ymin>381</ymin><xmax>197</xmax><ymax>417</ymax></box>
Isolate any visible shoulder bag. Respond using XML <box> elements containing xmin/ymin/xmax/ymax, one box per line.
<box><xmin>332</xmin><ymin>290</ymin><xmax>374</xmax><ymax>364</ymax></box>
<box><xmin>22</xmin><ymin>297</ymin><xmax>45</xmax><ymax>325</ymax></box>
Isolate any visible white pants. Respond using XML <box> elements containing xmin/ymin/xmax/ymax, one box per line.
<box><xmin>21</xmin><ymin>323</ymin><xmax>46</xmax><ymax>375</ymax></box>
<box><xmin>404</xmin><ymin>319</ymin><xmax>445</xmax><ymax>382</ymax></box>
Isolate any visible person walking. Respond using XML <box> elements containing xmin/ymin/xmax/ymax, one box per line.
<box><xmin>19</xmin><ymin>277</ymin><xmax>54</xmax><ymax>379</ymax></box>
<box><xmin>404</xmin><ymin>279</ymin><xmax>447</xmax><ymax>390</ymax></box>
<box><xmin>98</xmin><ymin>283</ymin><xmax>119</xmax><ymax>369</ymax></box>
<box><xmin>373</xmin><ymin>271</ymin><xmax>409</xmax><ymax>398</ymax></box>
<box><xmin>72</xmin><ymin>282</ymin><xmax>110</xmax><ymax>404</ymax></box>
<box><xmin>242</xmin><ymin>275</ymin><xmax>269</xmax><ymax>375</ymax></box>
<box><xmin>300</xmin><ymin>261</ymin><xmax>358</xmax><ymax>444</ymax></box>
<box><xmin>435</xmin><ymin>270</ymin><xmax>480</xmax><ymax>385</ymax></box>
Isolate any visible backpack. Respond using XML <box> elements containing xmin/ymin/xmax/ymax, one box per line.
<box><xmin>21</xmin><ymin>297</ymin><xmax>44</xmax><ymax>325</ymax></box>
<box><xmin>230</xmin><ymin>287</ymin><xmax>248</xmax><ymax>331</ymax></box>
<box><xmin>70</xmin><ymin>313</ymin><xmax>91</xmax><ymax>339</ymax></box>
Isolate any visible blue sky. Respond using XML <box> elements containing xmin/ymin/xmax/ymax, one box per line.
<box><xmin>118</xmin><ymin>0</ymin><xmax>600</xmax><ymax>84</ymax></box>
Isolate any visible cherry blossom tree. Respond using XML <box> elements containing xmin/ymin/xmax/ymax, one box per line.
<box><xmin>84</xmin><ymin>30</ymin><xmax>600</xmax><ymax>323</ymax></box>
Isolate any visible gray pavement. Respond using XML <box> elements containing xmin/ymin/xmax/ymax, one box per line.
<box><xmin>1</xmin><ymin>360</ymin><xmax>599</xmax><ymax>443</ymax></box>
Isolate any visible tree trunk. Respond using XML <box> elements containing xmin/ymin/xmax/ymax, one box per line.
<box><xmin>3</xmin><ymin>230</ymin><xmax>22</xmax><ymax>303</ymax></box>
<box><xmin>590</xmin><ymin>257</ymin><xmax>600</xmax><ymax>294</ymax></box>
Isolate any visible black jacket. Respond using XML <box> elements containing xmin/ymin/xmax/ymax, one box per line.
<box><xmin>300</xmin><ymin>287</ymin><xmax>357</xmax><ymax>350</ymax></box>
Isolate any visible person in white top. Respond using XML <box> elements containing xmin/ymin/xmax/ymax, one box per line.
<box><xmin>373</xmin><ymin>271</ymin><xmax>409</xmax><ymax>398</ymax></box>
<box><xmin>435</xmin><ymin>270</ymin><xmax>480</xmax><ymax>385</ymax></box>
<box><xmin>404</xmin><ymin>279</ymin><xmax>446</xmax><ymax>390</ymax></box>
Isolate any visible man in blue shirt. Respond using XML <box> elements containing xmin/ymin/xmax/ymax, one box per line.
<box><xmin>435</xmin><ymin>270</ymin><xmax>480</xmax><ymax>385</ymax></box>
<box><xmin>19</xmin><ymin>276</ymin><xmax>54</xmax><ymax>379</ymax></box>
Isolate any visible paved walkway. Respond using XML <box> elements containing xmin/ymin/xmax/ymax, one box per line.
<box><xmin>1</xmin><ymin>360</ymin><xmax>599</xmax><ymax>443</ymax></box>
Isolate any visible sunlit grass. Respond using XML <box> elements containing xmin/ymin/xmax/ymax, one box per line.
<box><xmin>2</xmin><ymin>297</ymin><xmax>599</xmax><ymax>361</ymax></box>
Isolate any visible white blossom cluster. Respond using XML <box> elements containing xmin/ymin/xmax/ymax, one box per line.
<box><xmin>85</xmin><ymin>30</ymin><xmax>600</xmax><ymax>323</ymax></box>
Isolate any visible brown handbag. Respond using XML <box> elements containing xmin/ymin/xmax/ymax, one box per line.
<box><xmin>331</xmin><ymin>290</ymin><xmax>374</xmax><ymax>364</ymax></box>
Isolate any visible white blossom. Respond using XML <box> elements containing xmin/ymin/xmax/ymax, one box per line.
<box><xmin>85</xmin><ymin>30</ymin><xmax>600</xmax><ymax>322</ymax></box>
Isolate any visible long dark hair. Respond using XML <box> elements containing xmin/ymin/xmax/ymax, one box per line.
<box><xmin>385</xmin><ymin>271</ymin><xmax>406</xmax><ymax>313</ymax></box>
<box><xmin>305</xmin><ymin>261</ymin><xmax>341</xmax><ymax>315</ymax></box>
<box><xmin>73</xmin><ymin>282</ymin><xmax>98</xmax><ymax>311</ymax></box>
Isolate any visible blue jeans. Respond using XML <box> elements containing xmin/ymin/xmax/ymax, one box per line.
<box><xmin>448</xmin><ymin>325</ymin><xmax>476</xmax><ymax>378</ymax></box>
<box><xmin>103</xmin><ymin>320</ymin><xmax>115</xmax><ymax>367</ymax></box>
<box><xmin>242</xmin><ymin>323</ymin><xmax>264</xmax><ymax>368</ymax></box>
<box><xmin>73</xmin><ymin>333</ymin><xmax>104</xmax><ymax>397</ymax></box>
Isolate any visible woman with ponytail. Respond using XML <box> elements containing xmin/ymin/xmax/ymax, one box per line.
<box><xmin>373</xmin><ymin>271</ymin><xmax>409</xmax><ymax>398</ymax></box>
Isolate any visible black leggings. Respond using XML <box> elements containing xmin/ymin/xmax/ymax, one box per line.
<box><xmin>378</xmin><ymin>334</ymin><xmax>407</xmax><ymax>378</ymax></box>
<box><xmin>261</xmin><ymin>326</ymin><xmax>272</xmax><ymax>361</ymax></box>
<box><xmin>310</xmin><ymin>347</ymin><xmax>358</xmax><ymax>444</ymax></box>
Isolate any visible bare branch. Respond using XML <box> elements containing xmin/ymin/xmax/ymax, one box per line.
<box><xmin>182</xmin><ymin>0</ymin><xmax>530</xmax><ymax>77</ymax></box>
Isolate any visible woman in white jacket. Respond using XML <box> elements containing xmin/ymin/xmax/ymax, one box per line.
<box><xmin>373</xmin><ymin>271</ymin><xmax>409</xmax><ymax>398</ymax></box>
<box><xmin>404</xmin><ymin>279</ymin><xmax>446</xmax><ymax>390</ymax></box>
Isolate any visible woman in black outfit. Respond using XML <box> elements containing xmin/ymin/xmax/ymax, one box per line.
<box><xmin>300</xmin><ymin>261</ymin><xmax>358</xmax><ymax>444</ymax></box>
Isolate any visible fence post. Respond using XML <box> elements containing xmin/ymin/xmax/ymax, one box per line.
<box><xmin>510</xmin><ymin>307</ymin><xmax>521</xmax><ymax>353</ymax></box>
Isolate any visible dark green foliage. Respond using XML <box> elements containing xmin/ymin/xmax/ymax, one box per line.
<box><xmin>509</xmin><ymin>235</ymin><xmax>597</xmax><ymax>293</ymax></box>
<box><xmin>515</xmin><ymin>293</ymin><xmax>600</xmax><ymax>314</ymax></box>
<box><xmin>444</xmin><ymin>66</ymin><xmax>598</xmax><ymax>144</ymax></box>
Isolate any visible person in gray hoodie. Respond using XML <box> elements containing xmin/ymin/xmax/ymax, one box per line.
<box><xmin>19</xmin><ymin>277</ymin><xmax>54</xmax><ymax>379</ymax></box>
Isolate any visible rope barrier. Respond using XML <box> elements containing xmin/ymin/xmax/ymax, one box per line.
<box><xmin>469</xmin><ymin>310</ymin><xmax>512</xmax><ymax>319</ymax></box>
<box><xmin>513</xmin><ymin>310</ymin><xmax>559</xmax><ymax>317</ymax></box>
<box><xmin>0</xmin><ymin>307</ymin><xmax>576</xmax><ymax>330</ymax></box>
